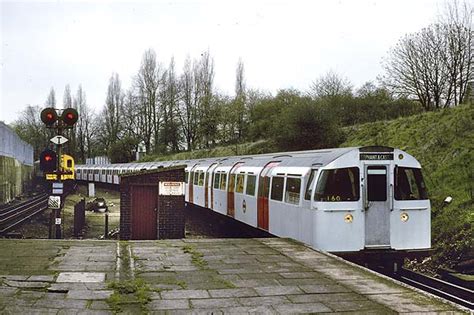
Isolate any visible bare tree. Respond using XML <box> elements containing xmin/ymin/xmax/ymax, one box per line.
<box><xmin>101</xmin><ymin>73</ymin><xmax>123</xmax><ymax>147</ymax></box>
<box><xmin>196</xmin><ymin>50</ymin><xmax>216</xmax><ymax>148</ymax></box>
<box><xmin>73</xmin><ymin>85</ymin><xmax>93</xmax><ymax>162</ymax></box>
<box><xmin>382</xmin><ymin>1</ymin><xmax>472</xmax><ymax>110</ymax></box>
<box><xmin>63</xmin><ymin>85</ymin><xmax>72</xmax><ymax>108</ymax></box>
<box><xmin>309</xmin><ymin>70</ymin><xmax>353</xmax><ymax>99</ymax></box>
<box><xmin>134</xmin><ymin>49</ymin><xmax>162</xmax><ymax>153</ymax></box>
<box><xmin>45</xmin><ymin>87</ymin><xmax>56</xmax><ymax>108</ymax></box>
<box><xmin>178</xmin><ymin>56</ymin><xmax>199</xmax><ymax>151</ymax></box>
<box><xmin>159</xmin><ymin>57</ymin><xmax>181</xmax><ymax>152</ymax></box>
<box><xmin>13</xmin><ymin>105</ymin><xmax>50</xmax><ymax>159</ymax></box>
<box><xmin>233</xmin><ymin>58</ymin><xmax>247</xmax><ymax>141</ymax></box>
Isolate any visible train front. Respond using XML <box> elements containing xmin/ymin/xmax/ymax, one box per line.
<box><xmin>313</xmin><ymin>146</ymin><xmax>431</xmax><ymax>269</ymax></box>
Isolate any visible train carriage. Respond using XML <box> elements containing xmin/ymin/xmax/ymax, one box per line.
<box><xmin>77</xmin><ymin>146</ymin><xmax>431</xmax><ymax>265</ymax></box>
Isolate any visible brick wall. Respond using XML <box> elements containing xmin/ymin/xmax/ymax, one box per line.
<box><xmin>120</xmin><ymin>166</ymin><xmax>185</xmax><ymax>240</ymax></box>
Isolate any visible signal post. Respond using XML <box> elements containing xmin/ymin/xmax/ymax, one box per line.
<box><xmin>40</xmin><ymin>107</ymin><xmax>78</xmax><ymax>239</ymax></box>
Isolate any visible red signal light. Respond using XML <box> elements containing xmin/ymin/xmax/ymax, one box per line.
<box><xmin>41</xmin><ymin>108</ymin><xmax>58</xmax><ymax>126</ymax></box>
<box><xmin>45</xmin><ymin>155</ymin><xmax>53</xmax><ymax>162</ymax></box>
<box><xmin>61</xmin><ymin>108</ymin><xmax>78</xmax><ymax>126</ymax></box>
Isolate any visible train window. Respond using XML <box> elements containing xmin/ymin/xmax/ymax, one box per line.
<box><xmin>185</xmin><ymin>171</ymin><xmax>188</xmax><ymax>183</ymax></box>
<box><xmin>304</xmin><ymin>169</ymin><xmax>318</xmax><ymax>200</ymax></box>
<box><xmin>395</xmin><ymin>167</ymin><xmax>428</xmax><ymax>200</ymax></box>
<box><xmin>285</xmin><ymin>177</ymin><xmax>301</xmax><ymax>205</ymax></box>
<box><xmin>220</xmin><ymin>173</ymin><xmax>227</xmax><ymax>190</ymax></box>
<box><xmin>193</xmin><ymin>172</ymin><xmax>199</xmax><ymax>185</ymax></box>
<box><xmin>246</xmin><ymin>175</ymin><xmax>256</xmax><ymax>196</ymax></box>
<box><xmin>214</xmin><ymin>173</ymin><xmax>221</xmax><ymax>189</ymax></box>
<box><xmin>236</xmin><ymin>174</ymin><xmax>245</xmax><ymax>193</ymax></box>
<box><xmin>367</xmin><ymin>166</ymin><xmax>387</xmax><ymax>201</ymax></box>
<box><xmin>270</xmin><ymin>176</ymin><xmax>284</xmax><ymax>201</ymax></box>
<box><xmin>198</xmin><ymin>171</ymin><xmax>205</xmax><ymax>186</ymax></box>
<box><xmin>228</xmin><ymin>174</ymin><xmax>235</xmax><ymax>192</ymax></box>
<box><xmin>315</xmin><ymin>167</ymin><xmax>360</xmax><ymax>202</ymax></box>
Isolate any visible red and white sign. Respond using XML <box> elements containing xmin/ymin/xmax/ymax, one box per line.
<box><xmin>159</xmin><ymin>182</ymin><xmax>185</xmax><ymax>196</ymax></box>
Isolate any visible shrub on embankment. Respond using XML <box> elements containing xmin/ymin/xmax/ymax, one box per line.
<box><xmin>342</xmin><ymin>104</ymin><xmax>474</xmax><ymax>272</ymax></box>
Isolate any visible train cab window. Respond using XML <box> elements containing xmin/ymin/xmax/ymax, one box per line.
<box><xmin>67</xmin><ymin>160</ymin><xmax>72</xmax><ymax>168</ymax></box>
<box><xmin>246</xmin><ymin>175</ymin><xmax>256</xmax><ymax>196</ymax></box>
<box><xmin>367</xmin><ymin>166</ymin><xmax>387</xmax><ymax>201</ymax></box>
<box><xmin>220</xmin><ymin>173</ymin><xmax>227</xmax><ymax>190</ymax></box>
<box><xmin>270</xmin><ymin>176</ymin><xmax>284</xmax><ymax>201</ymax></box>
<box><xmin>304</xmin><ymin>170</ymin><xmax>318</xmax><ymax>200</ymax></box>
<box><xmin>214</xmin><ymin>173</ymin><xmax>221</xmax><ymax>189</ymax></box>
<box><xmin>315</xmin><ymin>167</ymin><xmax>360</xmax><ymax>202</ymax></box>
<box><xmin>395</xmin><ymin>167</ymin><xmax>428</xmax><ymax>200</ymax></box>
<box><xmin>285</xmin><ymin>177</ymin><xmax>301</xmax><ymax>205</ymax></box>
<box><xmin>236</xmin><ymin>174</ymin><xmax>245</xmax><ymax>193</ymax></box>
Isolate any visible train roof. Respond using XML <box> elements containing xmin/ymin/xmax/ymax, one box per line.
<box><xmin>76</xmin><ymin>146</ymin><xmax>415</xmax><ymax>170</ymax></box>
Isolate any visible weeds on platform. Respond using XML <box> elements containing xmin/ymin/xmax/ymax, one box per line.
<box><xmin>106</xmin><ymin>278</ymin><xmax>151</xmax><ymax>313</ymax></box>
<box><xmin>182</xmin><ymin>245</ymin><xmax>208</xmax><ymax>269</ymax></box>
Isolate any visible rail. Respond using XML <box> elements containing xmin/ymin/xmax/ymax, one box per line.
<box><xmin>395</xmin><ymin>267</ymin><xmax>474</xmax><ymax>310</ymax></box>
<box><xmin>0</xmin><ymin>193</ymin><xmax>49</xmax><ymax>234</ymax></box>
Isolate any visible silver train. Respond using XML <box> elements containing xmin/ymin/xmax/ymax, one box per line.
<box><xmin>76</xmin><ymin>146</ymin><xmax>431</xmax><ymax>265</ymax></box>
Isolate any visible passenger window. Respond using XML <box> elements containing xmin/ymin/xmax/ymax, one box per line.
<box><xmin>285</xmin><ymin>177</ymin><xmax>301</xmax><ymax>205</ymax></box>
<box><xmin>304</xmin><ymin>170</ymin><xmax>318</xmax><ymax>200</ymax></box>
<box><xmin>270</xmin><ymin>176</ymin><xmax>284</xmax><ymax>201</ymax></box>
<box><xmin>214</xmin><ymin>173</ymin><xmax>221</xmax><ymax>189</ymax></box>
<box><xmin>198</xmin><ymin>171</ymin><xmax>205</xmax><ymax>186</ymax></box>
<box><xmin>228</xmin><ymin>174</ymin><xmax>235</xmax><ymax>192</ymax></box>
<box><xmin>315</xmin><ymin>167</ymin><xmax>360</xmax><ymax>202</ymax></box>
<box><xmin>220</xmin><ymin>173</ymin><xmax>227</xmax><ymax>190</ymax></box>
<box><xmin>395</xmin><ymin>167</ymin><xmax>428</xmax><ymax>200</ymax></box>
<box><xmin>246</xmin><ymin>175</ymin><xmax>256</xmax><ymax>196</ymax></box>
<box><xmin>236</xmin><ymin>174</ymin><xmax>245</xmax><ymax>193</ymax></box>
<box><xmin>185</xmin><ymin>171</ymin><xmax>188</xmax><ymax>183</ymax></box>
<box><xmin>193</xmin><ymin>172</ymin><xmax>199</xmax><ymax>185</ymax></box>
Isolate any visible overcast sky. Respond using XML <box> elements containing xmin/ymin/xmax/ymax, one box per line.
<box><xmin>1</xmin><ymin>0</ymin><xmax>442</xmax><ymax>124</ymax></box>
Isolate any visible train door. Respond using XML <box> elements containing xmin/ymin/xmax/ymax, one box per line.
<box><xmin>227</xmin><ymin>162</ymin><xmax>243</xmax><ymax>217</ymax></box>
<box><xmin>257</xmin><ymin>162</ymin><xmax>280</xmax><ymax>230</ymax></box>
<box><xmin>204</xmin><ymin>163</ymin><xmax>217</xmax><ymax>208</ymax></box>
<box><xmin>206</xmin><ymin>163</ymin><xmax>218</xmax><ymax>210</ymax></box>
<box><xmin>188</xmin><ymin>165</ymin><xmax>198</xmax><ymax>204</ymax></box>
<box><xmin>364</xmin><ymin>164</ymin><xmax>391</xmax><ymax>248</ymax></box>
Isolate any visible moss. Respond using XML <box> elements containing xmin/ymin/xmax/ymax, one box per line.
<box><xmin>106</xmin><ymin>278</ymin><xmax>151</xmax><ymax>314</ymax></box>
<box><xmin>182</xmin><ymin>245</ymin><xmax>208</xmax><ymax>269</ymax></box>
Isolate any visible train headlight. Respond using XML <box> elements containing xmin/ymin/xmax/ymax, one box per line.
<box><xmin>399</xmin><ymin>154</ymin><xmax>404</xmax><ymax>160</ymax></box>
<box><xmin>400</xmin><ymin>212</ymin><xmax>409</xmax><ymax>222</ymax></box>
<box><xmin>344</xmin><ymin>214</ymin><xmax>353</xmax><ymax>223</ymax></box>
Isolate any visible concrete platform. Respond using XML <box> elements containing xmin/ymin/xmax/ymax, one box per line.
<box><xmin>0</xmin><ymin>238</ymin><xmax>468</xmax><ymax>314</ymax></box>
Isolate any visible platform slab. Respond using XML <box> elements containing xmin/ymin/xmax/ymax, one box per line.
<box><xmin>0</xmin><ymin>238</ymin><xmax>469</xmax><ymax>314</ymax></box>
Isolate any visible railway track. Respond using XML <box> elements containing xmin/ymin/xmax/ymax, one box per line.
<box><xmin>395</xmin><ymin>267</ymin><xmax>474</xmax><ymax>310</ymax></box>
<box><xmin>0</xmin><ymin>193</ymin><xmax>49</xmax><ymax>234</ymax></box>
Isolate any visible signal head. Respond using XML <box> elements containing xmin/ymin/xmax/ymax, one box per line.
<box><xmin>39</xmin><ymin>149</ymin><xmax>57</xmax><ymax>172</ymax></box>
<box><xmin>40</xmin><ymin>108</ymin><xmax>58</xmax><ymax>126</ymax></box>
<box><xmin>61</xmin><ymin>108</ymin><xmax>78</xmax><ymax>126</ymax></box>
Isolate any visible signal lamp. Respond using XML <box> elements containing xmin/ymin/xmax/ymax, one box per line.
<box><xmin>40</xmin><ymin>108</ymin><xmax>58</xmax><ymax>126</ymax></box>
<box><xmin>61</xmin><ymin>108</ymin><xmax>78</xmax><ymax>126</ymax></box>
<box><xmin>39</xmin><ymin>149</ymin><xmax>57</xmax><ymax>172</ymax></box>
